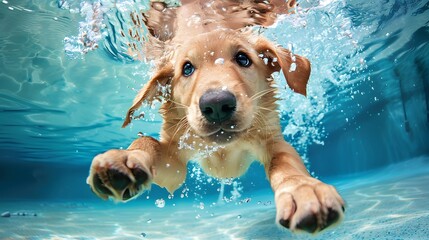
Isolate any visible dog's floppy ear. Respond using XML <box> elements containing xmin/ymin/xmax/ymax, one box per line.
<box><xmin>122</xmin><ymin>63</ymin><xmax>174</xmax><ymax>128</ymax></box>
<box><xmin>255</xmin><ymin>38</ymin><xmax>310</xmax><ymax>96</ymax></box>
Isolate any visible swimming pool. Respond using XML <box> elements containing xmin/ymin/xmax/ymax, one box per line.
<box><xmin>0</xmin><ymin>0</ymin><xmax>428</xmax><ymax>239</ymax></box>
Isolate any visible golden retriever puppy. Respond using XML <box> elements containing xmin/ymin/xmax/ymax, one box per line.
<box><xmin>87</xmin><ymin>0</ymin><xmax>345</xmax><ymax>233</ymax></box>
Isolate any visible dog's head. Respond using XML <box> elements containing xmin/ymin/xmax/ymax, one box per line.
<box><xmin>123</xmin><ymin>30</ymin><xmax>310</xmax><ymax>144</ymax></box>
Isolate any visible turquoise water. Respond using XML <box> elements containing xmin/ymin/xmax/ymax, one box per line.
<box><xmin>1</xmin><ymin>0</ymin><xmax>429</xmax><ymax>239</ymax></box>
<box><xmin>1</xmin><ymin>157</ymin><xmax>429</xmax><ymax>239</ymax></box>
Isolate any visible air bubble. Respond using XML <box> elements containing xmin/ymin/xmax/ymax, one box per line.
<box><xmin>289</xmin><ymin>63</ymin><xmax>297</xmax><ymax>72</ymax></box>
<box><xmin>215</xmin><ymin>58</ymin><xmax>224</xmax><ymax>65</ymax></box>
<box><xmin>155</xmin><ymin>198</ymin><xmax>165</xmax><ymax>208</ymax></box>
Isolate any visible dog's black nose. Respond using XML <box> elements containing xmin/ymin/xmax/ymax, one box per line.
<box><xmin>199</xmin><ymin>90</ymin><xmax>236</xmax><ymax>123</ymax></box>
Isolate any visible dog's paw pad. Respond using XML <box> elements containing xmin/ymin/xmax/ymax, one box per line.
<box><xmin>131</xmin><ymin>168</ymin><xmax>149</xmax><ymax>186</ymax></box>
<box><xmin>278</xmin><ymin>219</ymin><xmax>290</xmax><ymax>229</ymax></box>
<box><xmin>326</xmin><ymin>208</ymin><xmax>341</xmax><ymax>227</ymax></box>
<box><xmin>107</xmin><ymin>169</ymin><xmax>131</xmax><ymax>191</ymax></box>
<box><xmin>92</xmin><ymin>173</ymin><xmax>112</xmax><ymax>197</ymax></box>
<box><xmin>296</xmin><ymin>214</ymin><xmax>318</xmax><ymax>233</ymax></box>
<box><xmin>122</xmin><ymin>188</ymin><xmax>133</xmax><ymax>201</ymax></box>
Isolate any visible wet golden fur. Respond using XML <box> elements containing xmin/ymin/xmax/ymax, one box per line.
<box><xmin>87</xmin><ymin>0</ymin><xmax>345</xmax><ymax>233</ymax></box>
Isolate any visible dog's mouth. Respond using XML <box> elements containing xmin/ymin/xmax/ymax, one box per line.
<box><xmin>203</xmin><ymin>128</ymin><xmax>239</xmax><ymax>143</ymax></box>
<box><xmin>197</xmin><ymin>121</ymin><xmax>246</xmax><ymax>144</ymax></box>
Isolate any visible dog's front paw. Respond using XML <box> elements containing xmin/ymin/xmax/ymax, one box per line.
<box><xmin>87</xmin><ymin>149</ymin><xmax>154</xmax><ymax>202</ymax></box>
<box><xmin>275</xmin><ymin>176</ymin><xmax>345</xmax><ymax>233</ymax></box>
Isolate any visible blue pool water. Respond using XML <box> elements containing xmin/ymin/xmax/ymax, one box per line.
<box><xmin>1</xmin><ymin>0</ymin><xmax>429</xmax><ymax>239</ymax></box>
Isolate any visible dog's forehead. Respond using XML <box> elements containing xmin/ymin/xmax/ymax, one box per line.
<box><xmin>177</xmin><ymin>30</ymin><xmax>252</xmax><ymax>58</ymax></box>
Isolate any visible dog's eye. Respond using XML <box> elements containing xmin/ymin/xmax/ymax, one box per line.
<box><xmin>182</xmin><ymin>61</ymin><xmax>195</xmax><ymax>77</ymax></box>
<box><xmin>235</xmin><ymin>52</ymin><xmax>252</xmax><ymax>67</ymax></box>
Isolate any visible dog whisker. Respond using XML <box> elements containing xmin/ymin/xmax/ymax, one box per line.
<box><xmin>165</xmin><ymin>117</ymin><xmax>189</xmax><ymax>151</ymax></box>
<box><xmin>166</xmin><ymin>106</ymin><xmax>187</xmax><ymax>111</ymax></box>
<box><xmin>250</xmin><ymin>88</ymin><xmax>276</xmax><ymax>101</ymax></box>
<box><xmin>253</xmin><ymin>111</ymin><xmax>272</xmax><ymax>141</ymax></box>
<box><xmin>166</xmin><ymin>117</ymin><xmax>188</xmax><ymax>121</ymax></box>
<box><xmin>253</xmin><ymin>113</ymin><xmax>272</xmax><ymax>163</ymax></box>
<box><xmin>256</xmin><ymin>106</ymin><xmax>275</xmax><ymax>112</ymax></box>
<box><xmin>167</xmin><ymin>99</ymin><xmax>189</xmax><ymax>108</ymax></box>
<box><xmin>167</xmin><ymin>116</ymin><xmax>188</xmax><ymax>132</ymax></box>
<box><xmin>165</xmin><ymin>117</ymin><xmax>185</xmax><ymax>132</ymax></box>
<box><xmin>168</xmin><ymin>117</ymin><xmax>190</xmax><ymax>149</ymax></box>
<box><xmin>251</xmin><ymin>113</ymin><xmax>265</xmax><ymax>133</ymax></box>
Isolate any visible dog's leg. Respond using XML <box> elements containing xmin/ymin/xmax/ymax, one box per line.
<box><xmin>87</xmin><ymin>136</ymin><xmax>185</xmax><ymax>201</ymax></box>
<box><xmin>268</xmin><ymin>140</ymin><xmax>345</xmax><ymax>233</ymax></box>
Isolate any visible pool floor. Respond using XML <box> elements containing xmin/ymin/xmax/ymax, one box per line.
<box><xmin>1</xmin><ymin>157</ymin><xmax>428</xmax><ymax>240</ymax></box>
